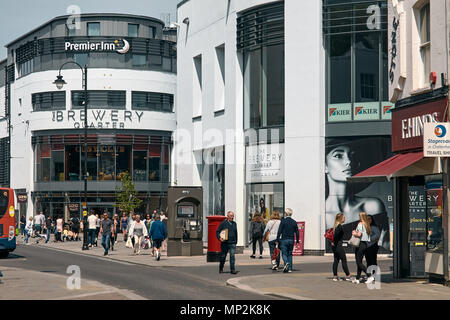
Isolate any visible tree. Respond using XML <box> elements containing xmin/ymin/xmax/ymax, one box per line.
<box><xmin>114</xmin><ymin>172</ymin><xmax>143</xmax><ymax>214</ymax></box>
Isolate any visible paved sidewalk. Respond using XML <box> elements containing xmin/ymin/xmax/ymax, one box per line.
<box><xmin>0</xmin><ymin>265</ymin><xmax>146</xmax><ymax>300</ymax></box>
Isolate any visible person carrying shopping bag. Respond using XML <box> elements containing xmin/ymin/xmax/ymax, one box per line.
<box><xmin>264</xmin><ymin>211</ymin><xmax>281</xmax><ymax>270</ymax></box>
<box><xmin>351</xmin><ymin>212</ymin><xmax>375</xmax><ymax>284</ymax></box>
<box><xmin>128</xmin><ymin>214</ymin><xmax>148</xmax><ymax>255</ymax></box>
<box><xmin>276</xmin><ymin>208</ymin><xmax>299</xmax><ymax>273</ymax></box>
<box><xmin>330</xmin><ymin>213</ymin><xmax>351</xmax><ymax>281</ymax></box>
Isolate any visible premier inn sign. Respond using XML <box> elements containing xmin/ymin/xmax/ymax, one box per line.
<box><xmin>65</xmin><ymin>39</ymin><xmax>130</xmax><ymax>54</ymax></box>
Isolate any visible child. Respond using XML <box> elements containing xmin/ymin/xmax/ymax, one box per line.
<box><xmin>62</xmin><ymin>226</ymin><xmax>69</xmax><ymax>242</ymax></box>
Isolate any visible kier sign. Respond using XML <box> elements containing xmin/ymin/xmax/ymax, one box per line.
<box><xmin>391</xmin><ymin>97</ymin><xmax>448</xmax><ymax>153</ymax></box>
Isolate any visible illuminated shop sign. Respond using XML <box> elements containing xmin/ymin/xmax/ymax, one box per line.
<box><xmin>51</xmin><ymin>110</ymin><xmax>144</xmax><ymax>129</ymax></box>
<box><xmin>64</xmin><ymin>39</ymin><xmax>130</xmax><ymax>54</ymax></box>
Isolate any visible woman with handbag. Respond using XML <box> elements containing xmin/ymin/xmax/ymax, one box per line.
<box><xmin>352</xmin><ymin>212</ymin><xmax>375</xmax><ymax>284</ymax></box>
<box><xmin>264</xmin><ymin>211</ymin><xmax>282</xmax><ymax>270</ymax></box>
<box><xmin>365</xmin><ymin>215</ymin><xmax>381</xmax><ymax>268</ymax></box>
<box><xmin>331</xmin><ymin>213</ymin><xmax>351</xmax><ymax>281</ymax></box>
<box><xmin>250</xmin><ymin>212</ymin><xmax>265</xmax><ymax>259</ymax></box>
<box><xmin>128</xmin><ymin>214</ymin><xmax>148</xmax><ymax>255</ymax></box>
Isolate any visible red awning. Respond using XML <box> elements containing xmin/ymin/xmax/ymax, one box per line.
<box><xmin>348</xmin><ymin>151</ymin><xmax>439</xmax><ymax>182</ymax></box>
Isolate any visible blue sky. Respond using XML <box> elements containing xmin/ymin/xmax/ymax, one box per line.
<box><xmin>0</xmin><ymin>0</ymin><xmax>179</xmax><ymax>59</ymax></box>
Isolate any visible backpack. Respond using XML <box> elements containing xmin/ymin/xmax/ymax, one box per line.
<box><xmin>324</xmin><ymin>228</ymin><xmax>334</xmax><ymax>242</ymax></box>
<box><xmin>251</xmin><ymin>221</ymin><xmax>264</xmax><ymax>238</ymax></box>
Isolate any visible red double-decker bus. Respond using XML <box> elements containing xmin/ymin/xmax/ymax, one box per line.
<box><xmin>0</xmin><ymin>188</ymin><xmax>16</xmax><ymax>258</ymax></box>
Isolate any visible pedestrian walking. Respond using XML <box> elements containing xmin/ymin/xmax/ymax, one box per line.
<box><xmin>20</xmin><ymin>216</ymin><xmax>26</xmax><ymax>237</ymax></box>
<box><xmin>160</xmin><ymin>211</ymin><xmax>168</xmax><ymax>252</ymax></box>
<box><xmin>127</xmin><ymin>212</ymin><xmax>136</xmax><ymax>248</ymax></box>
<box><xmin>250</xmin><ymin>212</ymin><xmax>265</xmax><ymax>259</ymax></box>
<box><xmin>100</xmin><ymin>212</ymin><xmax>114</xmax><ymax>256</ymax></box>
<box><xmin>44</xmin><ymin>216</ymin><xmax>53</xmax><ymax>243</ymax></box>
<box><xmin>352</xmin><ymin>212</ymin><xmax>375</xmax><ymax>284</ymax></box>
<box><xmin>216</xmin><ymin>211</ymin><xmax>238</xmax><ymax>274</ymax></box>
<box><xmin>129</xmin><ymin>214</ymin><xmax>148</xmax><ymax>255</ymax></box>
<box><xmin>95</xmin><ymin>213</ymin><xmax>101</xmax><ymax>246</ymax></box>
<box><xmin>25</xmin><ymin>217</ymin><xmax>33</xmax><ymax>244</ymax></box>
<box><xmin>276</xmin><ymin>208</ymin><xmax>299</xmax><ymax>273</ymax></box>
<box><xmin>149</xmin><ymin>214</ymin><xmax>167</xmax><ymax>261</ymax></box>
<box><xmin>330</xmin><ymin>213</ymin><xmax>351</xmax><ymax>282</ymax></box>
<box><xmin>120</xmin><ymin>212</ymin><xmax>129</xmax><ymax>241</ymax></box>
<box><xmin>365</xmin><ymin>215</ymin><xmax>381</xmax><ymax>268</ymax></box>
<box><xmin>87</xmin><ymin>210</ymin><xmax>97</xmax><ymax>247</ymax></box>
<box><xmin>110</xmin><ymin>214</ymin><xmax>120</xmax><ymax>250</ymax></box>
<box><xmin>33</xmin><ymin>211</ymin><xmax>45</xmax><ymax>235</ymax></box>
<box><xmin>55</xmin><ymin>215</ymin><xmax>64</xmax><ymax>242</ymax></box>
<box><xmin>264</xmin><ymin>211</ymin><xmax>281</xmax><ymax>270</ymax></box>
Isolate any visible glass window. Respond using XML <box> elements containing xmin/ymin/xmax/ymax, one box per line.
<box><xmin>419</xmin><ymin>3</ymin><xmax>430</xmax><ymax>87</ymax></box>
<box><xmin>116</xmin><ymin>145</ymin><xmax>131</xmax><ymax>181</ymax></box>
<box><xmin>74</xmin><ymin>53</ymin><xmax>88</xmax><ymax>67</ymax></box>
<box><xmin>149</xmin><ymin>26</ymin><xmax>156</xmax><ymax>38</ymax></box>
<box><xmin>98</xmin><ymin>146</ymin><xmax>115</xmax><ymax>181</ymax></box>
<box><xmin>244</xmin><ymin>49</ymin><xmax>262</xmax><ymax>129</ymax></box>
<box><xmin>35</xmin><ymin>144</ymin><xmax>41</xmax><ymax>182</ymax></box>
<box><xmin>51</xmin><ymin>147</ymin><xmax>65</xmax><ymax>181</ymax></box>
<box><xmin>355</xmin><ymin>32</ymin><xmax>379</xmax><ymax>102</ymax></box>
<box><xmin>66</xmin><ymin>145</ymin><xmax>80</xmax><ymax>181</ymax></box>
<box><xmin>133</xmin><ymin>149</ymin><xmax>147</xmax><ymax>181</ymax></box>
<box><xmin>87</xmin><ymin>22</ymin><xmax>100</xmax><ymax>36</ymax></box>
<box><xmin>265</xmin><ymin>44</ymin><xmax>285</xmax><ymax>127</ymax></box>
<box><xmin>81</xmin><ymin>145</ymin><xmax>98</xmax><ymax>180</ymax></box>
<box><xmin>328</xmin><ymin>33</ymin><xmax>351</xmax><ymax>104</ymax></box>
<box><xmin>72</xmin><ymin>91</ymin><xmax>126</xmax><ymax>109</ymax></box>
<box><xmin>32</xmin><ymin>92</ymin><xmax>66</xmax><ymax>111</ymax></box>
<box><xmin>40</xmin><ymin>144</ymin><xmax>51</xmax><ymax>182</ymax></box>
<box><xmin>132</xmin><ymin>54</ymin><xmax>147</xmax><ymax>67</ymax></box>
<box><xmin>128</xmin><ymin>24</ymin><xmax>139</xmax><ymax>37</ymax></box>
<box><xmin>67</xmin><ymin>23</ymin><xmax>77</xmax><ymax>36</ymax></box>
<box><xmin>148</xmin><ymin>144</ymin><xmax>161</xmax><ymax>181</ymax></box>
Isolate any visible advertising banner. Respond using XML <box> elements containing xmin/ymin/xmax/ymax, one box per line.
<box><xmin>381</xmin><ymin>102</ymin><xmax>395</xmax><ymax>120</ymax></box>
<box><xmin>293</xmin><ymin>221</ymin><xmax>305</xmax><ymax>256</ymax></box>
<box><xmin>423</xmin><ymin>122</ymin><xmax>450</xmax><ymax>157</ymax></box>
<box><xmin>245</xmin><ymin>144</ymin><xmax>284</xmax><ymax>183</ymax></box>
<box><xmin>353</xmin><ymin>102</ymin><xmax>380</xmax><ymax>121</ymax></box>
<box><xmin>325</xmin><ymin>136</ymin><xmax>393</xmax><ymax>253</ymax></box>
<box><xmin>327</xmin><ymin>104</ymin><xmax>352</xmax><ymax>122</ymax></box>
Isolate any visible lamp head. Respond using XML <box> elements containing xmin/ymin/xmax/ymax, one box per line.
<box><xmin>53</xmin><ymin>75</ymin><xmax>66</xmax><ymax>90</ymax></box>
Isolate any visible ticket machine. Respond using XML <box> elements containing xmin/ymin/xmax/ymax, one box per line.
<box><xmin>167</xmin><ymin>186</ymin><xmax>203</xmax><ymax>256</ymax></box>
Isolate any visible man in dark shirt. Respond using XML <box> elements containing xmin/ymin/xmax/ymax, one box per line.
<box><xmin>216</xmin><ymin>211</ymin><xmax>238</xmax><ymax>274</ymax></box>
<box><xmin>44</xmin><ymin>216</ymin><xmax>53</xmax><ymax>243</ymax></box>
<box><xmin>100</xmin><ymin>212</ymin><xmax>114</xmax><ymax>256</ymax></box>
<box><xmin>276</xmin><ymin>208</ymin><xmax>299</xmax><ymax>273</ymax></box>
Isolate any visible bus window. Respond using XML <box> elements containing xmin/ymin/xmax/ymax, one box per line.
<box><xmin>0</xmin><ymin>191</ymin><xmax>8</xmax><ymax>219</ymax></box>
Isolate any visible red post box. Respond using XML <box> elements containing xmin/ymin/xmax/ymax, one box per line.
<box><xmin>206</xmin><ymin>215</ymin><xmax>227</xmax><ymax>262</ymax></box>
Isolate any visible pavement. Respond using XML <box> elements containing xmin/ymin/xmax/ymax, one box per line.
<box><xmin>5</xmin><ymin>234</ymin><xmax>450</xmax><ymax>300</ymax></box>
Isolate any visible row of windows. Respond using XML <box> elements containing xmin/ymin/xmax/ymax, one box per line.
<box><xmin>67</xmin><ymin>22</ymin><xmax>156</xmax><ymax>38</ymax></box>
<box><xmin>31</xmin><ymin>91</ymin><xmax>174</xmax><ymax>112</ymax></box>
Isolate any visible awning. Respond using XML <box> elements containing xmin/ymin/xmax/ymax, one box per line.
<box><xmin>348</xmin><ymin>151</ymin><xmax>441</xmax><ymax>183</ymax></box>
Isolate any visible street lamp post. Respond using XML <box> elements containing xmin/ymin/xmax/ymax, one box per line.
<box><xmin>54</xmin><ymin>61</ymin><xmax>89</xmax><ymax>250</ymax></box>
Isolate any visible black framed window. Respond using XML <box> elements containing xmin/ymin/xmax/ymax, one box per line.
<box><xmin>87</xmin><ymin>22</ymin><xmax>100</xmax><ymax>36</ymax></box>
<box><xmin>72</xmin><ymin>90</ymin><xmax>126</xmax><ymax>109</ymax></box>
<box><xmin>131</xmin><ymin>91</ymin><xmax>174</xmax><ymax>112</ymax></box>
<box><xmin>32</xmin><ymin>91</ymin><xmax>66</xmax><ymax>111</ymax></box>
<box><xmin>128</xmin><ymin>24</ymin><xmax>139</xmax><ymax>37</ymax></box>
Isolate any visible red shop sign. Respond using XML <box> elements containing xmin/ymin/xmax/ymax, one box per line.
<box><xmin>391</xmin><ymin>97</ymin><xmax>448</xmax><ymax>153</ymax></box>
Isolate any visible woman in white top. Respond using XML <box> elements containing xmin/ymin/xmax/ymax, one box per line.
<box><xmin>263</xmin><ymin>211</ymin><xmax>282</xmax><ymax>270</ymax></box>
<box><xmin>128</xmin><ymin>214</ymin><xmax>148</xmax><ymax>255</ymax></box>
<box><xmin>25</xmin><ymin>217</ymin><xmax>33</xmax><ymax>244</ymax></box>
<box><xmin>351</xmin><ymin>212</ymin><xmax>374</xmax><ymax>284</ymax></box>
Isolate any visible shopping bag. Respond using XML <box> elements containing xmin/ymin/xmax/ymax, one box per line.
<box><xmin>348</xmin><ymin>235</ymin><xmax>361</xmax><ymax>248</ymax></box>
<box><xmin>141</xmin><ymin>238</ymin><xmax>149</xmax><ymax>250</ymax></box>
<box><xmin>271</xmin><ymin>246</ymin><xmax>280</xmax><ymax>261</ymax></box>
<box><xmin>126</xmin><ymin>236</ymin><xmax>133</xmax><ymax>248</ymax></box>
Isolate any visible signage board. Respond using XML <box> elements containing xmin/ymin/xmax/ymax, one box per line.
<box><xmin>17</xmin><ymin>194</ymin><xmax>28</xmax><ymax>203</ymax></box>
<box><xmin>327</xmin><ymin>104</ymin><xmax>352</xmax><ymax>122</ymax></box>
<box><xmin>64</xmin><ymin>39</ymin><xmax>130</xmax><ymax>54</ymax></box>
<box><xmin>245</xmin><ymin>144</ymin><xmax>284</xmax><ymax>183</ymax></box>
<box><xmin>293</xmin><ymin>221</ymin><xmax>305</xmax><ymax>256</ymax></box>
<box><xmin>68</xmin><ymin>203</ymin><xmax>80</xmax><ymax>212</ymax></box>
<box><xmin>424</xmin><ymin>122</ymin><xmax>450</xmax><ymax>157</ymax></box>
<box><xmin>353</xmin><ymin>102</ymin><xmax>380</xmax><ymax>121</ymax></box>
<box><xmin>381</xmin><ymin>102</ymin><xmax>395</xmax><ymax>120</ymax></box>
<box><xmin>391</xmin><ymin>97</ymin><xmax>447</xmax><ymax>152</ymax></box>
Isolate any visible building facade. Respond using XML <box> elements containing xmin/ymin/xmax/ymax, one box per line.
<box><xmin>0</xmin><ymin>14</ymin><xmax>177</xmax><ymax>221</ymax></box>
<box><xmin>175</xmin><ymin>0</ymin><xmax>391</xmax><ymax>253</ymax></box>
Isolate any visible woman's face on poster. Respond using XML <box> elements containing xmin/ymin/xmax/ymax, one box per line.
<box><xmin>326</xmin><ymin>145</ymin><xmax>354</xmax><ymax>182</ymax></box>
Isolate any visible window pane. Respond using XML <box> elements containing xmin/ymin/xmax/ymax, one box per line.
<box><xmin>420</xmin><ymin>4</ymin><xmax>430</xmax><ymax>43</ymax></box>
<box><xmin>51</xmin><ymin>149</ymin><xmax>64</xmax><ymax>181</ymax></box>
<box><xmin>116</xmin><ymin>145</ymin><xmax>131</xmax><ymax>180</ymax></box>
<box><xmin>329</xmin><ymin>33</ymin><xmax>351</xmax><ymax>104</ymax></box>
<box><xmin>98</xmin><ymin>146</ymin><xmax>115</xmax><ymax>181</ymax></box>
<box><xmin>244</xmin><ymin>49</ymin><xmax>262</xmax><ymax>129</ymax></box>
<box><xmin>133</xmin><ymin>150</ymin><xmax>147</xmax><ymax>181</ymax></box>
<box><xmin>149</xmin><ymin>144</ymin><xmax>161</xmax><ymax>181</ymax></box>
<box><xmin>81</xmin><ymin>145</ymin><xmax>98</xmax><ymax>180</ymax></box>
<box><xmin>66</xmin><ymin>145</ymin><xmax>80</xmax><ymax>181</ymax></box>
<box><xmin>128</xmin><ymin>24</ymin><xmax>139</xmax><ymax>37</ymax></box>
<box><xmin>355</xmin><ymin>32</ymin><xmax>379</xmax><ymax>102</ymax></box>
<box><xmin>87</xmin><ymin>22</ymin><xmax>100</xmax><ymax>36</ymax></box>
<box><xmin>265</xmin><ymin>44</ymin><xmax>284</xmax><ymax>127</ymax></box>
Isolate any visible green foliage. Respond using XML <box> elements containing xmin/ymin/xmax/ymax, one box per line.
<box><xmin>114</xmin><ymin>172</ymin><xmax>143</xmax><ymax>213</ymax></box>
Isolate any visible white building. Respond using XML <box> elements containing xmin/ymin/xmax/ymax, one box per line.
<box><xmin>0</xmin><ymin>14</ymin><xmax>177</xmax><ymax>220</ymax></box>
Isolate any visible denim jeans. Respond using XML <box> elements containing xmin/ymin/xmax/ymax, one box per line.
<box><xmin>46</xmin><ymin>228</ymin><xmax>51</xmax><ymax>243</ymax></box>
<box><xmin>88</xmin><ymin>229</ymin><xmax>96</xmax><ymax>245</ymax></box>
<box><xmin>25</xmin><ymin>232</ymin><xmax>30</xmax><ymax>243</ymax></box>
<box><xmin>268</xmin><ymin>240</ymin><xmax>280</xmax><ymax>266</ymax></box>
<box><xmin>101</xmin><ymin>234</ymin><xmax>111</xmax><ymax>254</ymax></box>
<box><xmin>219</xmin><ymin>243</ymin><xmax>236</xmax><ymax>272</ymax></box>
<box><xmin>20</xmin><ymin>225</ymin><xmax>25</xmax><ymax>236</ymax></box>
<box><xmin>280</xmin><ymin>239</ymin><xmax>294</xmax><ymax>270</ymax></box>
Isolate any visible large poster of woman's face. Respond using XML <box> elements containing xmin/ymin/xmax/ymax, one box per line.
<box><xmin>325</xmin><ymin>136</ymin><xmax>393</xmax><ymax>253</ymax></box>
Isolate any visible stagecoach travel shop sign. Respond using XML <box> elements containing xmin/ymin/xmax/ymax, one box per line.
<box><xmin>51</xmin><ymin>109</ymin><xmax>144</xmax><ymax>129</ymax></box>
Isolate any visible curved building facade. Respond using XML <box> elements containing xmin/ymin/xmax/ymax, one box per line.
<box><xmin>2</xmin><ymin>14</ymin><xmax>177</xmax><ymax>219</ymax></box>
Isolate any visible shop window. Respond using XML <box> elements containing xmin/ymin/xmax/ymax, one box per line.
<box><xmin>40</xmin><ymin>144</ymin><xmax>51</xmax><ymax>182</ymax></box>
<box><xmin>81</xmin><ymin>145</ymin><xmax>98</xmax><ymax>181</ymax></box>
<box><xmin>133</xmin><ymin>148</ymin><xmax>147</xmax><ymax>181</ymax></box>
<box><xmin>87</xmin><ymin>22</ymin><xmax>100</xmax><ymax>36</ymax></box>
<box><xmin>128</xmin><ymin>24</ymin><xmax>139</xmax><ymax>37</ymax></box>
<box><xmin>66</xmin><ymin>145</ymin><xmax>80</xmax><ymax>181</ymax></box>
<box><xmin>98</xmin><ymin>146</ymin><xmax>115</xmax><ymax>181</ymax></box>
<box><xmin>148</xmin><ymin>144</ymin><xmax>161</xmax><ymax>181</ymax></box>
<box><xmin>51</xmin><ymin>146</ymin><xmax>65</xmax><ymax>181</ymax></box>
<box><xmin>201</xmin><ymin>147</ymin><xmax>224</xmax><ymax>215</ymax></box>
<box><xmin>116</xmin><ymin>145</ymin><xmax>131</xmax><ymax>181</ymax></box>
